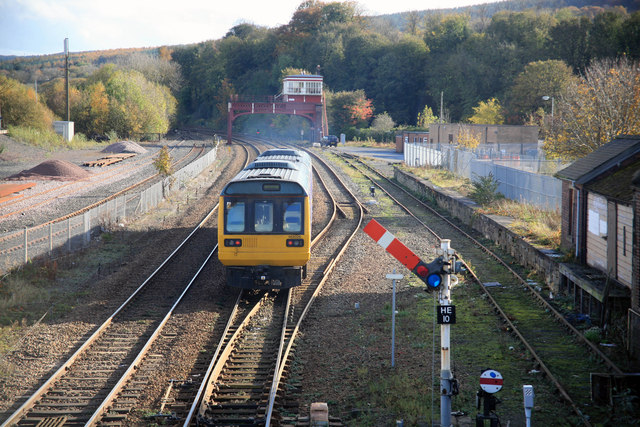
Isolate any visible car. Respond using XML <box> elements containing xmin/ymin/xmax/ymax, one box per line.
<box><xmin>322</xmin><ymin>135</ymin><xmax>338</xmax><ymax>147</ymax></box>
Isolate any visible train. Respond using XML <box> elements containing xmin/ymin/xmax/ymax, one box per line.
<box><xmin>218</xmin><ymin>148</ymin><xmax>313</xmax><ymax>289</ymax></box>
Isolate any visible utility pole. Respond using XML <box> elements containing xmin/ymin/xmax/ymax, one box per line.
<box><xmin>440</xmin><ymin>91</ymin><xmax>443</xmax><ymax>124</ymax></box>
<box><xmin>64</xmin><ymin>38</ymin><xmax>70</xmax><ymax>122</ymax></box>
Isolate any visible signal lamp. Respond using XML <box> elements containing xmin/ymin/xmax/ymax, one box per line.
<box><xmin>413</xmin><ymin>256</ymin><xmax>445</xmax><ymax>291</ymax></box>
<box><xmin>286</xmin><ymin>239</ymin><xmax>304</xmax><ymax>247</ymax></box>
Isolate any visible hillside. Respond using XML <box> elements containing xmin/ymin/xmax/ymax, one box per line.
<box><xmin>371</xmin><ymin>0</ymin><xmax>639</xmax><ymax>30</ymax></box>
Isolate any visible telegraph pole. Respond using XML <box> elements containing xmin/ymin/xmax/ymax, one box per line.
<box><xmin>64</xmin><ymin>38</ymin><xmax>70</xmax><ymax>122</ymax></box>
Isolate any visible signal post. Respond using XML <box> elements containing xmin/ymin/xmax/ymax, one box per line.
<box><xmin>438</xmin><ymin>239</ymin><xmax>457</xmax><ymax>427</ymax></box>
<box><xmin>364</xmin><ymin>220</ymin><xmax>460</xmax><ymax>427</ymax></box>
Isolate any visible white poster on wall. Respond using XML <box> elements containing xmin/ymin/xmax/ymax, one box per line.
<box><xmin>588</xmin><ymin>211</ymin><xmax>600</xmax><ymax>235</ymax></box>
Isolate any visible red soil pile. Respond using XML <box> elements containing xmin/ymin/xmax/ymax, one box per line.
<box><xmin>8</xmin><ymin>159</ymin><xmax>92</xmax><ymax>181</ymax></box>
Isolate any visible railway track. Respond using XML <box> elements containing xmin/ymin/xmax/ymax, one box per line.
<box><xmin>0</xmin><ymin>143</ymin><xmax>251</xmax><ymax>427</ymax></box>
<box><xmin>162</xmin><ymin>141</ymin><xmax>359</xmax><ymax>426</ymax></box>
<box><xmin>336</xmin><ymin>152</ymin><xmax>625</xmax><ymax>426</ymax></box>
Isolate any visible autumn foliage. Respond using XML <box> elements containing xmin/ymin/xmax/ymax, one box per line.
<box><xmin>348</xmin><ymin>98</ymin><xmax>373</xmax><ymax>125</ymax></box>
<box><xmin>0</xmin><ymin>75</ymin><xmax>55</xmax><ymax>131</ymax></box>
<box><xmin>543</xmin><ymin>57</ymin><xmax>640</xmax><ymax>160</ymax></box>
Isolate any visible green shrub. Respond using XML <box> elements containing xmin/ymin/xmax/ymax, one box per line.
<box><xmin>584</xmin><ymin>327</ymin><xmax>602</xmax><ymax>344</ymax></box>
<box><xmin>470</xmin><ymin>172</ymin><xmax>503</xmax><ymax>205</ymax></box>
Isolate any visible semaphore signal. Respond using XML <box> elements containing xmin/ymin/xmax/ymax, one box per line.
<box><xmin>363</xmin><ymin>218</ymin><xmax>444</xmax><ymax>290</ymax></box>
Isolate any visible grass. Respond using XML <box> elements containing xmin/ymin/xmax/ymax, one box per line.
<box><xmin>344</xmin><ymin>140</ymin><xmax>395</xmax><ymax>149</ymax></box>
<box><xmin>478</xmin><ymin>199</ymin><xmax>561</xmax><ymax>249</ymax></box>
<box><xmin>8</xmin><ymin>125</ymin><xmax>103</xmax><ymax>150</ymax></box>
<box><xmin>400</xmin><ymin>164</ymin><xmax>473</xmax><ymax>196</ymax></box>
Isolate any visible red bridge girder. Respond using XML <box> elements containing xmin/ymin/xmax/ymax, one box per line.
<box><xmin>227</xmin><ymin>99</ymin><xmax>323</xmax><ymax>143</ymax></box>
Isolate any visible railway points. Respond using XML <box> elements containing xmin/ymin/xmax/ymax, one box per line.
<box><xmin>2</xmin><ymin>135</ymin><xmax>636</xmax><ymax>426</ymax></box>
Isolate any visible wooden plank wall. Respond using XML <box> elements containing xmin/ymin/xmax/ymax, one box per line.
<box><xmin>586</xmin><ymin>193</ymin><xmax>608</xmax><ymax>272</ymax></box>
<box><xmin>617</xmin><ymin>204</ymin><xmax>633</xmax><ymax>287</ymax></box>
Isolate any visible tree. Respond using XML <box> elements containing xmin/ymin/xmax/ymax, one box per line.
<box><xmin>116</xmin><ymin>52</ymin><xmax>183</xmax><ymax>94</ymax></box>
<box><xmin>154</xmin><ymin>145</ymin><xmax>175</xmax><ymax>197</ymax></box>
<box><xmin>456</xmin><ymin>126</ymin><xmax>482</xmax><ymax>149</ymax></box>
<box><xmin>325</xmin><ymin>89</ymin><xmax>373</xmax><ymax>132</ymax></box>
<box><xmin>487</xmin><ymin>11</ymin><xmax>556</xmax><ymax>64</ymax></box>
<box><xmin>153</xmin><ymin>145</ymin><xmax>174</xmax><ymax>177</ymax></box>
<box><xmin>424</xmin><ymin>13</ymin><xmax>470</xmax><ymax>53</ymax></box>
<box><xmin>39</xmin><ymin>78</ymin><xmax>82</xmax><ymax>120</ymax></box>
<box><xmin>405</xmin><ymin>11</ymin><xmax>422</xmax><ymax>35</ymax></box>
<box><xmin>348</xmin><ymin>97</ymin><xmax>373</xmax><ymax>126</ymax></box>
<box><xmin>74</xmin><ymin>81</ymin><xmax>109</xmax><ymax>135</ymax></box>
<box><xmin>371</xmin><ymin>112</ymin><xmax>395</xmax><ymax>131</ymax></box>
<box><xmin>468</xmin><ymin>98</ymin><xmax>504</xmax><ymax>124</ymax></box>
<box><xmin>0</xmin><ymin>75</ymin><xmax>54</xmax><ymax>131</ymax></box>
<box><xmin>85</xmin><ymin>65</ymin><xmax>177</xmax><ymax>137</ymax></box>
<box><xmin>543</xmin><ymin>57</ymin><xmax>640</xmax><ymax>160</ymax></box>
<box><xmin>507</xmin><ymin>60</ymin><xmax>576</xmax><ymax>122</ymax></box>
<box><xmin>417</xmin><ymin>105</ymin><xmax>438</xmax><ymax>128</ymax></box>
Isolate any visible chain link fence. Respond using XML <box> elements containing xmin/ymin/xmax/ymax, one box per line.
<box><xmin>0</xmin><ymin>142</ymin><xmax>219</xmax><ymax>274</ymax></box>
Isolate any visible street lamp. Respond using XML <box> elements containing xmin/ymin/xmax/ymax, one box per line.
<box><xmin>542</xmin><ymin>95</ymin><xmax>554</xmax><ymax>120</ymax></box>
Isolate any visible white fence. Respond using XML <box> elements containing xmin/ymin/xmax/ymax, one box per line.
<box><xmin>404</xmin><ymin>143</ymin><xmax>561</xmax><ymax>210</ymax></box>
<box><xmin>0</xmin><ymin>143</ymin><xmax>219</xmax><ymax>274</ymax></box>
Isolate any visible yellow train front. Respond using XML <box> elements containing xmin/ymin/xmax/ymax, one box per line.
<box><xmin>218</xmin><ymin>149</ymin><xmax>313</xmax><ymax>289</ymax></box>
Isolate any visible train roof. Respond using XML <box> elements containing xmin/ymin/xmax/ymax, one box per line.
<box><xmin>246</xmin><ymin>160</ymin><xmax>299</xmax><ymax>170</ymax></box>
<box><xmin>222</xmin><ymin>151</ymin><xmax>313</xmax><ymax>196</ymax></box>
<box><xmin>258</xmin><ymin>148</ymin><xmax>311</xmax><ymax>164</ymax></box>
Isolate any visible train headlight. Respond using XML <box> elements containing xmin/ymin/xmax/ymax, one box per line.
<box><xmin>286</xmin><ymin>239</ymin><xmax>304</xmax><ymax>247</ymax></box>
<box><xmin>224</xmin><ymin>239</ymin><xmax>242</xmax><ymax>247</ymax></box>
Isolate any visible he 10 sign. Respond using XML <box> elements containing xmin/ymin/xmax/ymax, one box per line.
<box><xmin>437</xmin><ymin>305</ymin><xmax>456</xmax><ymax>324</ymax></box>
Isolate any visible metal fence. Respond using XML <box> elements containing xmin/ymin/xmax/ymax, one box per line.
<box><xmin>0</xmin><ymin>143</ymin><xmax>219</xmax><ymax>274</ymax></box>
<box><xmin>404</xmin><ymin>143</ymin><xmax>561</xmax><ymax>210</ymax></box>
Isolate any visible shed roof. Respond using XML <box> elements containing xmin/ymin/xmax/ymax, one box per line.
<box><xmin>555</xmin><ymin>135</ymin><xmax>640</xmax><ymax>184</ymax></box>
<box><xmin>585</xmin><ymin>158</ymin><xmax>640</xmax><ymax>203</ymax></box>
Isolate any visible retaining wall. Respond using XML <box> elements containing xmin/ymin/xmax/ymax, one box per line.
<box><xmin>394</xmin><ymin>167</ymin><xmax>563</xmax><ymax>291</ymax></box>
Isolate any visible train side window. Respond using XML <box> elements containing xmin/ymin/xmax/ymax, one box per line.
<box><xmin>283</xmin><ymin>202</ymin><xmax>302</xmax><ymax>233</ymax></box>
<box><xmin>226</xmin><ymin>201</ymin><xmax>245</xmax><ymax>232</ymax></box>
<box><xmin>255</xmin><ymin>201</ymin><xmax>273</xmax><ymax>232</ymax></box>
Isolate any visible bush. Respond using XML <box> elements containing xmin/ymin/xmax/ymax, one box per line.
<box><xmin>584</xmin><ymin>327</ymin><xmax>602</xmax><ymax>344</ymax></box>
<box><xmin>470</xmin><ymin>172</ymin><xmax>503</xmax><ymax>205</ymax></box>
<box><xmin>347</xmin><ymin>127</ymin><xmax>396</xmax><ymax>143</ymax></box>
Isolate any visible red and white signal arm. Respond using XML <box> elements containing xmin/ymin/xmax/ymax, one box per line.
<box><xmin>479</xmin><ymin>369</ymin><xmax>503</xmax><ymax>394</ymax></box>
<box><xmin>363</xmin><ymin>219</ymin><xmax>422</xmax><ymax>271</ymax></box>
<box><xmin>363</xmin><ymin>219</ymin><xmax>444</xmax><ymax>288</ymax></box>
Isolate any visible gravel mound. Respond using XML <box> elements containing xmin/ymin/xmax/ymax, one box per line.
<box><xmin>102</xmin><ymin>141</ymin><xmax>147</xmax><ymax>154</ymax></box>
<box><xmin>7</xmin><ymin>159</ymin><xmax>92</xmax><ymax>181</ymax></box>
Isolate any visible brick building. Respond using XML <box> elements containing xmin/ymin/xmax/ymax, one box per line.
<box><xmin>429</xmin><ymin>123</ymin><xmax>539</xmax><ymax>145</ymax></box>
<box><xmin>394</xmin><ymin>131</ymin><xmax>430</xmax><ymax>153</ymax></box>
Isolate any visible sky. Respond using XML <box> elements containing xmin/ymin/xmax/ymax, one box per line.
<box><xmin>0</xmin><ymin>0</ymin><xmax>497</xmax><ymax>57</ymax></box>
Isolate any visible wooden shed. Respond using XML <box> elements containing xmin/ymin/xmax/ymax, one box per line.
<box><xmin>555</xmin><ymin>135</ymin><xmax>640</xmax><ymax>360</ymax></box>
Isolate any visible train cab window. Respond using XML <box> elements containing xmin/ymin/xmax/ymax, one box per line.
<box><xmin>254</xmin><ymin>201</ymin><xmax>273</xmax><ymax>232</ymax></box>
<box><xmin>283</xmin><ymin>202</ymin><xmax>302</xmax><ymax>233</ymax></box>
<box><xmin>225</xmin><ymin>201</ymin><xmax>245</xmax><ymax>232</ymax></box>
